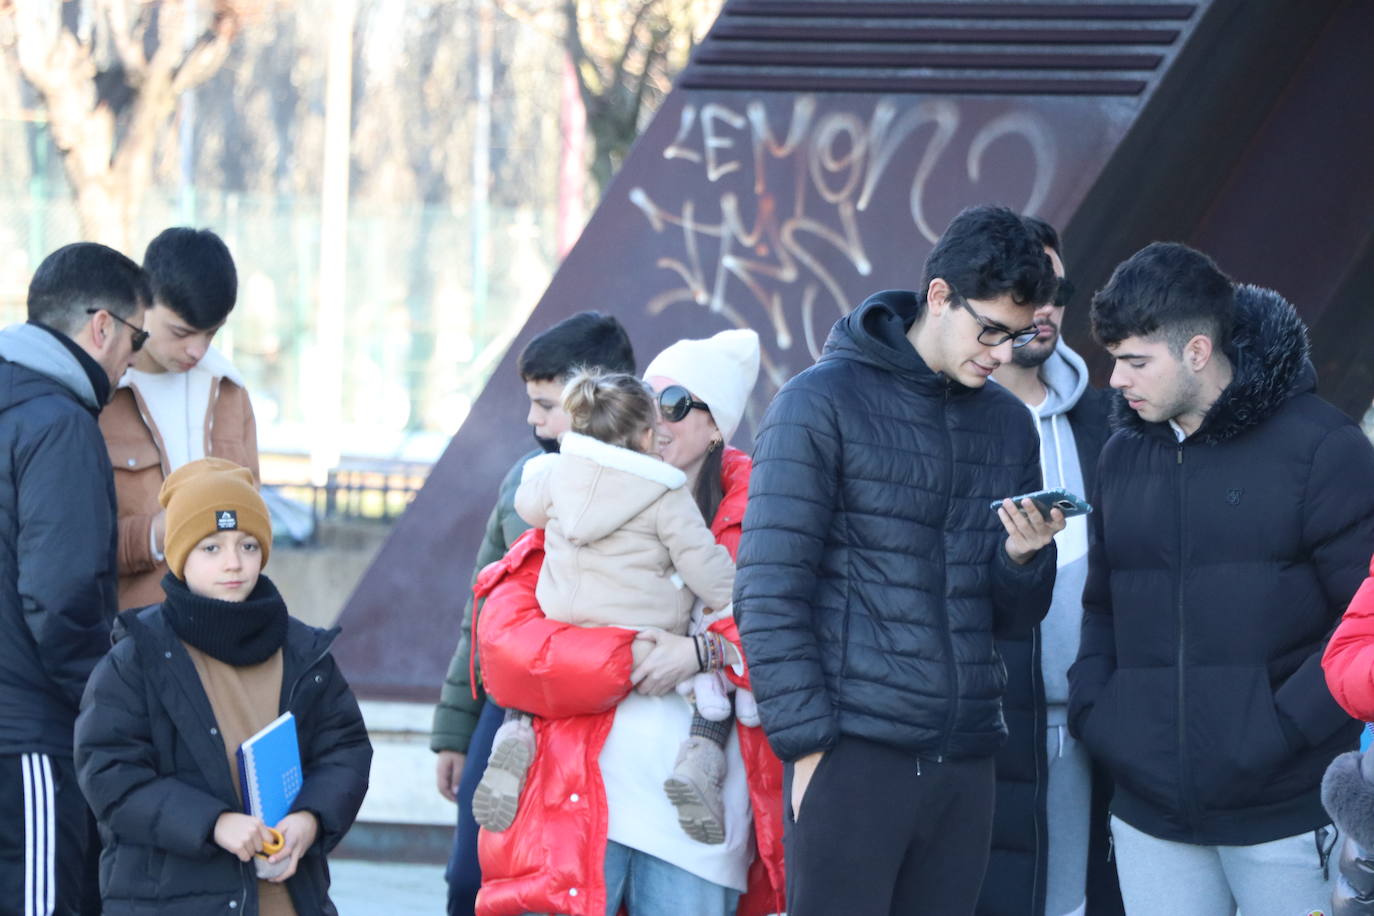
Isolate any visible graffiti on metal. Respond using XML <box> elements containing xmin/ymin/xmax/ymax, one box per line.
<box><xmin>627</xmin><ymin>94</ymin><xmax>1060</xmax><ymax>391</ymax></box>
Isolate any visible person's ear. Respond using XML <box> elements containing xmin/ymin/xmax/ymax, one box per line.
<box><xmin>1185</xmin><ymin>334</ymin><xmax>1214</xmax><ymax>372</ymax></box>
<box><xmin>926</xmin><ymin>278</ymin><xmax>952</xmax><ymax>316</ymax></box>
<box><xmin>88</xmin><ymin>311</ymin><xmax>112</xmax><ymax>353</ymax></box>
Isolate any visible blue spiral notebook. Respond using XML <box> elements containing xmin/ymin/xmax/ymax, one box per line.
<box><xmin>236</xmin><ymin>712</ymin><xmax>303</xmax><ymax>827</ymax></box>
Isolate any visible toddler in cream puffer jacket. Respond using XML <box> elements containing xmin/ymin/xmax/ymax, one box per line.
<box><xmin>472</xmin><ymin>370</ymin><xmax>744</xmax><ymax>846</ymax></box>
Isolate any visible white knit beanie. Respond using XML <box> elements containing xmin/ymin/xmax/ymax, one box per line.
<box><xmin>644</xmin><ymin>328</ymin><xmax>761</xmax><ymax>444</ymax></box>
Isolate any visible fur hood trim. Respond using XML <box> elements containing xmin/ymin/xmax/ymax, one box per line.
<box><xmin>1114</xmin><ymin>284</ymin><xmax>1315</xmax><ymax>445</ymax></box>
<box><xmin>543</xmin><ymin>431</ymin><xmax>686</xmax><ymax>489</ymax></box>
<box><xmin>1323</xmin><ymin>750</ymin><xmax>1374</xmax><ymax>849</ymax></box>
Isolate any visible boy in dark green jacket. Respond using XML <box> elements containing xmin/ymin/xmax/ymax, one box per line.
<box><xmin>431</xmin><ymin>311</ymin><xmax>633</xmax><ymax>915</ymax></box>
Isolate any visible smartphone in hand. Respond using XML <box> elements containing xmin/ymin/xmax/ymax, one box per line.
<box><xmin>990</xmin><ymin>487</ymin><xmax>1092</xmax><ymax>521</ymax></box>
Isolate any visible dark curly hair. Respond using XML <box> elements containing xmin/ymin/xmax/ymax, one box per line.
<box><xmin>1091</xmin><ymin>242</ymin><xmax>1234</xmax><ymax>353</ymax></box>
<box><xmin>918</xmin><ymin>205</ymin><xmax>1057</xmax><ymax>313</ymax></box>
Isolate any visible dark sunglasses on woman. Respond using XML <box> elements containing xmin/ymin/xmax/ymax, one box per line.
<box><xmin>657</xmin><ymin>385</ymin><xmax>709</xmax><ymax>423</ymax></box>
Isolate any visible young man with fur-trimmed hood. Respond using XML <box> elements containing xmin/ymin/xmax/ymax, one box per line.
<box><xmin>1068</xmin><ymin>242</ymin><xmax>1374</xmax><ymax>915</ymax></box>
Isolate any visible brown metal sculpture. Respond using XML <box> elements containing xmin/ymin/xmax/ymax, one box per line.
<box><xmin>336</xmin><ymin>0</ymin><xmax>1374</xmax><ymax>699</ymax></box>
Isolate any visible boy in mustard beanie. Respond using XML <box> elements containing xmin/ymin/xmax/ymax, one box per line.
<box><xmin>75</xmin><ymin>458</ymin><xmax>371</xmax><ymax>915</ymax></box>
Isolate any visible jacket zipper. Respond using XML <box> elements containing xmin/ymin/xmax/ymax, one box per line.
<box><xmin>1175</xmin><ymin>443</ymin><xmax>1198</xmax><ymax>836</ymax></box>
<box><xmin>936</xmin><ymin>384</ymin><xmax>958</xmax><ymax>760</ymax></box>
<box><xmin>285</xmin><ymin>634</ymin><xmax>339</xmax><ymax>710</ymax></box>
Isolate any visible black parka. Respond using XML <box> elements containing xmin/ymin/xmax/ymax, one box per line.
<box><xmin>75</xmin><ymin>599</ymin><xmax>372</xmax><ymax>915</ymax></box>
<box><xmin>0</xmin><ymin>324</ymin><xmax>119</xmax><ymax>757</ymax></box>
<box><xmin>1068</xmin><ymin>285</ymin><xmax>1374</xmax><ymax>845</ymax></box>
<box><xmin>736</xmin><ymin>290</ymin><xmax>1057</xmax><ymax>764</ymax></box>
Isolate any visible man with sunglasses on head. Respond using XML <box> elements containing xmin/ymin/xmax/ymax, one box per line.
<box><xmin>982</xmin><ymin>217</ymin><xmax>1118</xmax><ymax>916</ymax></box>
<box><xmin>0</xmin><ymin>242</ymin><xmax>150</xmax><ymax>914</ymax></box>
<box><xmin>737</xmin><ymin>204</ymin><xmax>1064</xmax><ymax>916</ymax></box>
<box><xmin>99</xmin><ymin>227</ymin><xmax>258</xmax><ymax>611</ymax></box>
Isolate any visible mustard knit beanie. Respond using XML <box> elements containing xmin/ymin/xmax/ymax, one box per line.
<box><xmin>159</xmin><ymin>458</ymin><xmax>271</xmax><ymax>579</ymax></box>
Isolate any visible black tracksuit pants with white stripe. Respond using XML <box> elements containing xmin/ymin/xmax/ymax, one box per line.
<box><xmin>0</xmin><ymin>754</ymin><xmax>98</xmax><ymax>916</ymax></box>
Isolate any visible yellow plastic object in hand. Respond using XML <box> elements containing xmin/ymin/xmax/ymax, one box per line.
<box><xmin>259</xmin><ymin>827</ymin><xmax>285</xmax><ymax>857</ymax></box>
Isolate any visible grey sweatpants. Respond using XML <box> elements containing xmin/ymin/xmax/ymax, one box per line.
<box><xmin>1111</xmin><ymin>815</ymin><xmax>1338</xmax><ymax>916</ymax></box>
<box><xmin>1044</xmin><ymin>720</ymin><xmax>1090</xmax><ymax>916</ymax></box>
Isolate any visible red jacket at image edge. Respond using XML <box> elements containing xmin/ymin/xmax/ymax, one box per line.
<box><xmin>471</xmin><ymin>447</ymin><xmax>785</xmax><ymax>916</ymax></box>
<box><xmin>1324</xmin><ymin>555</ymin><xmax>1374</xmax><ymax>721</ymax></box>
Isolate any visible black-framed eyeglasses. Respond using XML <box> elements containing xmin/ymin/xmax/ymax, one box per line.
<box><xmin>86</xmin><ymin>308</ymin><xmax>148</xmax><ymax>352</ymax></box>
<box><xmin>948</xmin><ymin>288</ymin><xmax>1039</xmax><ymax>349</ymax></box>
<box><xmin>1054</xmin><ymin>278</ymin><xmax>1076</xmax><ymax>309</ymax></box>
<box><xmin>658</xmin><ymin>385</ymin><xmax>710</xmax><ymax>423</ymax></box>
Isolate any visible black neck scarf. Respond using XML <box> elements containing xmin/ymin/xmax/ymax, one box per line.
<box><xmin>161</xmin><ymin>573</ymin><xmax>288</xmax><ymax>666</ymax></box>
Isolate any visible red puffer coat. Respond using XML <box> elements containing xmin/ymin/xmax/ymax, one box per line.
<box><xmin>1324</xmin><ymin>555</ymin><xmax>1374</xmax><ymax>720</ymax></box>
<box><xmin>473</xmin><ymin>448</ymin><xmax>785</xmax><ymax>916</ymax></box>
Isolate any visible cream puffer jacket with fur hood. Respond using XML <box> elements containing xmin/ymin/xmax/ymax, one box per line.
<box><xmin>514</xmin><ymin>431</ymin><xmax>735</xmax><ymax>634</ymax></box>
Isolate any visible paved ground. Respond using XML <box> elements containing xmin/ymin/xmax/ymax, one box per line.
<box><xmin>331</xmin><ymin>858</ymin><xmax>448</xmax><ymax>914</ymax></box>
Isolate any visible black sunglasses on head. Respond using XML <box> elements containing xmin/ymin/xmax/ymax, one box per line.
<box><xmin>1054</xmin><ymin>278</ymin><xmax>1076</xmax><ymax>309</ymax></box>
<box><xmin>657</xmin><ymin>385</ymin><xmax>709</xmax><ymax>423</ymax></box>
<box><xmin>86</xmin><ymin>307</ymin><xmax>148</xmax><ymax>352</ymax></box>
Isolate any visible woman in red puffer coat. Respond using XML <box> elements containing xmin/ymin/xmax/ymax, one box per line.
<box><xmin>1323</xmin><ymin>558</ymin><xmax>1374</xmax><ymax>916</ymax></box>
<box><xmin>472</xmin><ymin>331</ymin><xmax>785</xmax><ymax>916</ymax></box>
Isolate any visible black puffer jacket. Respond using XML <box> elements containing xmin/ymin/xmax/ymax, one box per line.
<box><xmin>75</xmin><ymin>599</ymin><xmax>372</xmax><ymax>915</ymax></box>
<box><xmin>0</xmin><ymin>323</ymin><xmax>119</xmax><ymax>757</ymax></box>
<box><xmin>1069</xmin><ymin>285</ymin><xmax>1374</xmax><ymax>845</ymax></box>
<box><xmin>737</xmin><ymin>290</ymin><xmax>1056</xmax><ymax>763</ymax></box>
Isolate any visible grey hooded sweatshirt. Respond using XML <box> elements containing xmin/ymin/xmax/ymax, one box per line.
<box><xmin>1027</xmin><ymin>340</ymin><xmax>1092</xmax><ymax>709</ymax></box>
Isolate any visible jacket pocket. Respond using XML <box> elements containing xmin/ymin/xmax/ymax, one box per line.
<box><xmin>106</xmin><ymin>438</ymin><xmax>162</xmax><ymax>476</ymax></box>
<box><xmin>1188</xmin><ymin>666</ymin><xmax>1291</xmax><ymax>810</ymax></box>
<box><xmin>790</xmin><ymin>744</ymin><xmax>837</xmax><ymax>826</ymax></box>
<box><xmin>1080</xmin><ymin>668</ymin><xmax>1180</xmax><ymax>813</ymax></box>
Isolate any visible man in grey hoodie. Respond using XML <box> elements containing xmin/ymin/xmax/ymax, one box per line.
<box><xmin>0</xmin><ymin>243</ymin><xmax>149</xmax><ymax>915</ymax></box>
<box><xmin>980</xmin><ymin>218</ymin><xmax>1116</xmax><ymax>916</ymax></box>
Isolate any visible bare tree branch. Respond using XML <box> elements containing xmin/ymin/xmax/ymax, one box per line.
<box><xmin>101</xmin><ymin>0</ymin><xmax>149</xmax><ymax>85</ymax></box>
<box><xmin>611</xmin><ymin>0</ymin><xmax>660</xmax><ymax>90</ymax></box>
<box><xmin>171</xmin><ymin>15</ymin><xmax>239</xmax><ymax>94</ymax></box>
<box><xmin>1</xmin><ymin>0</ymin><xmax>252</xmax><ymax>245</ymax></box>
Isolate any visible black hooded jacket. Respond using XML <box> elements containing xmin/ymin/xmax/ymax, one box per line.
<box><xmin>1068</xmin><ymin>285</ymin><xmax>1374</xmax><ymax>845</ymax></box>
<box><xmin>0</xmin><ymin>323</ymin><xmax>119</xmax><ymax>758</ymax></box>
<box><xmin>75</xmin><ymin>599</ymin><xmax>372</xmax><ymax>915</ymax></box>
<box><xmin>736</xmin><ymin>290</ymin><xmax>1057</xmax><ymax>763</ymax></box>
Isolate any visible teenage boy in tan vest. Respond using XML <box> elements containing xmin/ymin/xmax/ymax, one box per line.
<box><xmin>100</xmin><ymin>228</ymin><xmax>258</xmax><ymax>610</ymax></box>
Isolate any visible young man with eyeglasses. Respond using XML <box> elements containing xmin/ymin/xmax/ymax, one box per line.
<box><xmin>1067</xmin><ymin>243</ymin><xmax>1374</xmax><ymax>916</ymax></box>
<box><xmin>431</xmin><ymin>310</ymin><xmax>634</xmax><ymax>916</ymax></box>
<box><xmin>982</xmin><ymin>217</ymin><xmax>1119</xmax><ymax>916</ymax></box>
<box><xmin>737</xmin><ymin>205</ymin><xmax>1064</xmax><ymax>915</ymax></box>
<box><xmin>0</xmin><ymin>242</ymin><xmax>150</xmax><ymax>915</ymax></box>
<box><xmin>98</xmin><ymin>227</ymin><xmax>258</xmax><ymax>611</ymax></box>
